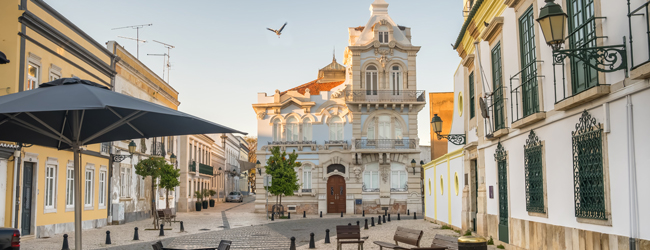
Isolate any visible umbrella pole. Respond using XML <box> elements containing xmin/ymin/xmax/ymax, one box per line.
<box><xmin>74</xmin><ymin>145</ymin><xmax>82</xmax><ymax>250</ymax></box>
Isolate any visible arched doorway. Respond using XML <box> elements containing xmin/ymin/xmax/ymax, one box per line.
<box><xmin>327</xmin><ymin>175</ymin><xmax>346</xmax><ymax>213</ymax></box>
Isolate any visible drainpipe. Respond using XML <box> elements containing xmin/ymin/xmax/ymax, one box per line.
<box><xmin>626</xmin><ymin>95</ymin><xmax>639</xmax><ymax>250</ymax></box>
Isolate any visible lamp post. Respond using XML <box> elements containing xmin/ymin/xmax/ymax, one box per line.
<box><xmin>256</xmin><ymin>160</ymin><xmax>262</xmax><ymax>176</ymax></box>
<box><xmin>536</xmin><ymin>0</ymin><xmax>627</xmax><ymax>73</ymax></box>
<box><xmin>112</xmin><ymin>140</ymin><xmax>137</xmax><ymax>162</ymax></box>
<box><xmin>411</xmin><ymin>159</ymin><xmax>417</xmax><ymax>175</ymax></box>
<box><xmin>431</xmin><ymin>114</ymin><xmax>466</xmax><ymax>145</ymax></box>
<box><xmin>170</xmin><ymin>153</ymin><xmax>177</xmax><ymax>168</ymax></box>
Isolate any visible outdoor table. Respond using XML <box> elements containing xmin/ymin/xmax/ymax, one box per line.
<box><xmin>163</xmin><ymin>245</ymin><xmax>217</xmax><ymax>250</ymax></box>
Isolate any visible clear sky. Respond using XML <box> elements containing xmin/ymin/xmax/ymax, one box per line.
<box><xmin>45</xmin><ymin>0</ymin><xmax>464</xmax><ymax>145</ymax></box>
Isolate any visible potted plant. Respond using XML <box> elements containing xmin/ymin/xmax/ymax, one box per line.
<box><xmin>208</xmin><ymin>190</ymin><xmax>217</xmax><ymax>207</ymax></box>
<box><xmin>194</xmin><ymin>191</ymin><xmax>203</xmax><ymax>211</ymax></box>
<box><xmin>201</xmin><ymin>189</ymin><xmax>209</xmax><ymax>209</ymax></box>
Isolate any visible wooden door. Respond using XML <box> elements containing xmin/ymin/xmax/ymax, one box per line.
<box><xmin>327</xmin><ymin>175</ymin><xmax>346</xmax><ymax>213</ymax></box>
<box><xmin>21</xmin><ymin>162</ymin><xmax>33</xmax><ymax>235</ymax></box>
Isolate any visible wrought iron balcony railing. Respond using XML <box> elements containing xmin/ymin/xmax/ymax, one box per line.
<box><xmin>152</xmin><ymin>141</ymin><xmax>165</xmax><ymax>156</ymax></box>
<box><xmin>189</xmin><ymin>160</ymin><xmax>196</xmax><ymax>172</ymax></box>
<box><xmin>344</xmin><ymin>90</ymin><xmax>426</xmax><ymax>103</ymax></box>
<box><xmin>362</xmin><ymin>183</ymin><xmax>379</xmax><ymax>192</ymax></box>
<box><xmin>354</xmin><ymin>139</ymin><xmax>416</xmax><ymax>149</ymax></box>
<box><xmin>390</xmin><ymin>184</ymin><xmax>408</xmax><ymax>192</ymax></box>
<box><xmin>100</xmin><ymin>142</ymin><xmax>110</xmax><ymax>154</ymax></box>
<box><xmin>267</xmin><ymin>141</ymin><xmax>316</xmax><ymax>145</ymax></box>
<box><xmin>198</xmin><ymin>163</ymin><xmax>214</xmax><ymax>176</ymax></box>
<box><xmin>510</xmin><ymin>60</ymin><xmax>543</xmax><ymax>123</ymax></box>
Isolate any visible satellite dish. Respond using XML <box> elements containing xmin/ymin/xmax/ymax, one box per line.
<box><xmin>479</xmin><ymin>97</ymin><xmax>489</xmax><ymax>119</ymax></box>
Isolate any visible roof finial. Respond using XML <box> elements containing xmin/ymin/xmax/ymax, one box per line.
<box><xmin>333</xmin><ymin>46</ymin><xmax>336</xmax><ymax>62</ymax></box>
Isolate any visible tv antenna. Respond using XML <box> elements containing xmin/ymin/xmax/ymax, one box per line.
<box><xmin>147</xmin><ymin>53</ymin><xmax>167</xmax><ymax>80</ymax></box>
<box><xmin>112</xmin><ymin>23</ymin><xmax>152</xmax><ymax>58</ymax></box>
<box><xmin>152</xmin><ymin>40</ymin><xmax>175</xmax><ymax>83</ymax></box>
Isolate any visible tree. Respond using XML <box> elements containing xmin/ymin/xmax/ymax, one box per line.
<box><xmin>244</xmin><ymin>136</ymin><xmax>258</xmax><ymax>191</ymax></box>
<box><xmin>158</xmin><ymin>162</ymin><xmax>180</xmax><ymax>209</ymax></box>
<box><xmin>265</xmin><ymin>147</ymin><xmax>300</xmax><ymax>210</ymax></box>
<box><xmin>135</xmin><ymin>157</ymin><xmax>163</xmax><ymax>228</ymax></box>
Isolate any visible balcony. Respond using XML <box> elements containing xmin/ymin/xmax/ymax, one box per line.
<box><xmin>151</xmin><ymin>141</ymin><xmax>165</xmax><ymax>156</ymax></box>
<box><xmin>189</xmin><ymin>161</ymin><xmax>214</xmax><ymax>176</ymax></box>
<box><xmin>267</xmin><ymin>141</ymin><xmax>317</xmax><ymax>151</ymax></box>
<box><xmin>353</xmin><ymin>139</ymin><xmax>417</xmax><ymax>150</ymax></box>
<box><xmin>344</xmin><ymin>90</ymin><xmax>426</xmax><ymax>104</ymax></box>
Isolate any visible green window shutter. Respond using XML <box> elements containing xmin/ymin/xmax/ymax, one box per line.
<box><xmin>524</xmin><ymin>130</ymin><xmax>545</xmax><ymax>213</ymax></box>
<box><xmin>572</xmin><ymin>110</ymin><xmax>606</xmax><ymax>220</ymax></box>
<box><xmin>469</xmin><ymin>72</ymin><xmax>475</xmax><ymax>118</ymax></box>
<box><xmin>491</xmin><ymin>43</ymin><xmax>505</xmax><ymax>130</ymax></box>
<box><xmin>519</xmin><ymin>6</ymin><xmax>539</xmax><ymax>117</ymax></box>
<box><xmin>567</xmin><ymin>0</ymin><xmax>599</xmax><ymax>94</ymax></box>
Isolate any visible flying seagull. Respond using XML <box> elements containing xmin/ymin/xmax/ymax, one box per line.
<box><xmin>267</xmin><ymin>22</ymin><xmax>287</xmax><ymax>38</ymax></box>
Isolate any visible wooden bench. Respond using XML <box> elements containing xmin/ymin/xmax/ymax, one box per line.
<box><xmin>373</xmin><ymin>226</ymin><xmax>424</xmax><ymax>250</ymax></box>
<box><xmin>413</xmin><ymin>234</ymin><xmax>458</xmax><ymax>250</ymax></box>
<box><xmin>336</xmin><ymin>225</ymin><xmax>367</xmax><ymax>250</ymax></box>
<box><xmin>156</xmin><ymin>209</ymin><xmax>177</xmax><ymax>227</ymax></box>
<box><xmin>163</xmin><ymin>208</ymin><xmax>178</xmax><ymax>223</ymax></box>
<box><xmin>216</xmin><ymin>240</ymin><xmax>232</xmax><ymax>250</ymax></box>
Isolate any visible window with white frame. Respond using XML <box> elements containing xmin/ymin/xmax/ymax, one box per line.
<box><xmin>120</xmin><ymin>166</ymin><xmax>130</xmax><ymax>197</ymax></box>
<box><xmin>303</xmin><ymin>166</ymin><xmax>312</xmax><ymax>189</ymax></box>
<box><xmin>390</xmin><ymin>65</ymin><xmax>401</xmax><ymax>95</ymax></box>
<box><xmin>329</xmin><ymin>116</ymin><xmax>344</xmax><ymax>140</ymax></box>
<box><xmin>366</xmin><ymin>115</ymin><xmax>403</xmax><ymax>140</ymax></box>
<box><xmin>363</xmin><ymin>164</ymin><xmax>380</xmax><ymax>191</ymax></box>
<box><xmin>378</xmin><ymin>116</ymin><xmax>391</xmax><ymax>139</ymax></box>
<box><xmin>99</xmin><ymin>171</ymin><xmax>106</xmax><ymax>207</ymax></box>
<box><xmin>27</xmin><ymin>63</ymin><xmax>40</xmax><ymax>91</ymax></box>
<box><xmin>286</xmin><ymin>117</ymin><xmax>299</xmax><ymax>141</ymax></box>
<box><xmin>85</xmin><ymin>169</ymin><xmax>94</xmax><ymax>207</ymax></box>
<box><xmin>139</xmin><ymin>176</ymin><xmax>145</xmax><ymax>198</ymax></box>
<box><xmin>45</xmin><ymin>164</ymin><xmax>56</xmax><ymax>210</ymax></box>
<box><xmin>390</xmin><ymin>164</ymin><xmax>407</xmax><ymax>190</ymax></box>
<box><xmin>378</xmin><ymin>31</ymin><xmax>389</xmax><ymax>44</ymax></box>
<box><xmin>66</xmin><ymin>164</ymin><xmax>74</xmax><ymax>208</ymax></box>
<box><xmin>302</xmin><ymin>118</ymin><xmax>312</xmax><ymax>141</ymax></box>
<box><xmin>272</xmin><ymin>118</ymin><xmax>282</xmax><ymax>141</ymax></box>
<box><xmin>394</xmin><ymin>118</ymin><xmax>403</xmax><ymax>140</ymax></box>
<box><xmin>49</xmin><ymin>64</ymin><xmax>61</xmax><ymax>82</ymax></box>
<box><xmin>367</xmin><ymin>117</ymin><xmax>376</xmax><ymax>140</ymax></box>
<box><xmin>365</xmin><ymin>65</ymin><xmax>378</xmax><ymax>95</ymax></box>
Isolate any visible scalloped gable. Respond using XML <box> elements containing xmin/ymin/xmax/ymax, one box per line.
<box><xmin>353</xmin><ymin>0</ymin><xmax>411</xmax><ymax>46</ymax></box>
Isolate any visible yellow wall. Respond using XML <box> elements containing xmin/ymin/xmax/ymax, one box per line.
<box><xmin>456</xmin><ymin>0</ymin><xmax>507</xmax><ymax>59</ymax></box>
<box><xmin>0</xmin><ymin>0</ymin><xmax>24</xmax><ymax>95</ymax></box>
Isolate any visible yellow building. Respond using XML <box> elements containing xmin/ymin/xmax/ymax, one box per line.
<box><xmin>0</xmin><ymin>0</ymin><xmax>115</xmax><ymax>237</ymax></box>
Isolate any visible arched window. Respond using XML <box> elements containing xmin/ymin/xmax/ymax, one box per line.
<box><xmin>390</xmin><ymin>163</ymin><xmax>407</xmax><ymax>191</ymax></box>
<box><xmin>302</xmin><ymin>118</ymin><xmax>312</xmax><ymax>141</ymax></box>
<box><xmin>329</xmin><ymin>116</ymin><xmax>344</xmax><ymax>140</ymax></box>
<box><xmin>390</xmin><ymin>65</ymin><xmax>402</xmax><ymax>95</ymax></box>
<box><xmin>303</xmin><ymin>166</ymin><xmax>312</xmax><ymax>190</ymax></box>
<box><xmin>272</xmin><ymin>118</ymin><xmax>282</xmax><ymax>141</ymax></box>
<box><xmin>366</xmin><ymin>115</ymin><xmax>404</xmax><ymax>140</ymax></box>
<box><xmin>378</xmin><ymin>116</ymin><xmax>391</xmax><ymax>139</ymax></box>
<box><xmin>286</xmin><ymin>117</ymin><xmax>299</xmax><ymax>141</ymax></box>
<box><xmin>365</xmin><ymin>65</ymin><xmax>378</xmax><ymax>95</ymax></box>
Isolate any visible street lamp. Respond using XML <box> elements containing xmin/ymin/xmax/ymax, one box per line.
<box><xmin>113</xmin><ymin>140</ymin><xmax>137</xmax><ymax>162</ymax></box>
<box><xmin>536</xmin><ymin>0</ymin><xmax>627</xmax><ymax>73</ymax></box>
<box><xmin>256</xmin><ymin>160</ymin><xmax>262</xmax><ymax>176</ymax></box>
<box><xmin>411</xmin><ymin>159</ymin><xmax>416</xmax><ymax>175</ymax></box>
<box><xmin>170</xmin><ymin>153</ymin><xmax>177</xmax><ymax>165</ymax></box>
<box><xmin>536</xmin><ymin>0</ymin><xmax>567</xmax><ymax>51</ymax></box>
<box><xmin>431</xmin><ymin>114</ymin><xmax>466</xmax><ymax>145</ymax></box>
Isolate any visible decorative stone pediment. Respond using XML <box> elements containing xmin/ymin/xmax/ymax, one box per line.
<box><xmin>252</xmin><ymin>97</ymin><xmax>316</xmax><ymax>120</ymax></box>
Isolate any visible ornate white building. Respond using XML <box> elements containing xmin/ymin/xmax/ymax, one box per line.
<box><xmin>253</xmin><ymin>0</ymin><xmax>425</xmax><ymax>215</ymax></box>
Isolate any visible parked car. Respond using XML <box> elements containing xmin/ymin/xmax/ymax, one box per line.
<box><xmin>0</xmin><ymin>228</ymin><xmax>20</xmax><ymax>250</ymax></box>
<box><xmin>226</xmin><ymin>192</ymin><xmax>243</xmax><ymax>202</ymax></box>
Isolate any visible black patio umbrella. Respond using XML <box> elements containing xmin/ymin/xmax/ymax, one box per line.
<box><xmin>0</xmin><ymin>51</ymin><xmax>9</xmax><ymax>64</ymax></box>
<box><xmin>0</xmin><ymin>77</ymin><xmax>246</xmax><ymax>249</ymax></box>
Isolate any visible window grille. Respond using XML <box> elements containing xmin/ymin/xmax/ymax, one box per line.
<box><xmin>572</xmin><ymin>110</ymin><xmax>606</xmax><ymax>220</ymax></box>
<box><xmin>494</xmin><ymin>142</ymin><xmax>509</xmax><ymax>243</ymax></box>
<box><xmin>469</xmin><ymin>72</ymin><xmax>475</xmax><ymax>118</ymax></box>
<box><xmin>524</xmin><ymin>130</ymin><xmax>544</xmax><ymax>213</ymax></box>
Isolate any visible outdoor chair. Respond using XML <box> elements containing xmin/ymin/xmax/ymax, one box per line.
<box><xmin>373</xmin><ymin>226</ymin><xmax>423</xmax><ymax>250</ymax></box>
<box><xmin>163</xmin><ymin>208</ymin><xmax>179</xmax><ymax>224</ymax></box>
<box><xmin>413</xmin><ymin>234</ymin><xmax>458</xmax><ymax>250</ymax></box>
<box><xmin>216</xmin><ymin>240</ymin><xmax>232</xmax><ymax>250</ymax></box>
<box><xmin>336</xmin><ymin>225</ymin><xmax>367</xmax><ymax>250</ymax></box>
<box><xmin>151</xmin><ymin>241</ymin><xmax>164</xmax><ymax>250</ymax></box>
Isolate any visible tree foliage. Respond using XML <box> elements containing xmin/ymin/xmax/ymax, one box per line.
<box><xmin>265</xmin><ymin>147</ymin><xmax>300</xmax><ymax>206</ymax></box>
<box><xmin>158</xmin><ymin>162</ymin><xmax>180</xmax><ymax>209</ymax></box>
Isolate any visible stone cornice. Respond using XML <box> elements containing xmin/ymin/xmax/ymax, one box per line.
<box><xmin>116</xmin><ymin>59</ymin><xmax>181</xmax><ymax>107</ymax></box>
<box><xmin>480</xmin><ymin>16</ymin><xmax>504</xmax><ymax>44</ymax></box>
<box><xmin>462</xmin><ymin>54</ymin><xmax>475</xmax><ymax>68</ymax></box>
<box><xmin>252</xmin><ymin>97</ymin><xmax>316</xmax><ymax>120</ymax></box>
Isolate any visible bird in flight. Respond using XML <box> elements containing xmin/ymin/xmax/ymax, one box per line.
<box><xmin>267</xmin><ymin>22</ymin><xmax>287</xmax><ymax>38</ymax></box>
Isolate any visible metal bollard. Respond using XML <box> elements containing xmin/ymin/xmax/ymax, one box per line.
<box><xmin>371</xmin><ymin>217</ymin><xmax>375</xmax><ymax>227</ymax></box>
<box><xmin>271</xmin><ymin>213</ymin><xmax>275</xmax><ymax>221</ymax></box>
<box><xmin>320</xmin><ymin>211</ymin><xmax>322</xmax><ymax>218</ymax></box>
<box><xmin>325</xmin><ymin>229</ymin><xmax>331</xmax><ymax>244</ymax></box>
<box><xmin>159</xmin><ymin>224</ymin><xmax>165</xmax><ymax>236</ymax></box>
<box><xmin>398</xmin><ymin>213</ymin><xmax>401</xmax><ymax>220</ymax></box>
<box><xmin>180</xmin><ymin>221</ymin><xmax>185</xmax><ymax>232</ymax></box>
<box><xmin>105</xmin><ymin>231</ymin><xmax>111</xmax><ymax>244</ymax></box>
<box><xmin>133</xmin><ymin>227</ymin><xmax>139</xmax><ymax>241</ymax></box>
<box><xmin>309</xmin><ymin>233</ymin><xmax>316</xmax><ymax>249</ymax></box>
<box><xmin>304</xmin><ymin>211</ymin><xmax>306</xmax><ymax>218</ymax></box>
<box><xmin>62</xmin><ymin>234</ymin><xmax>70</xmax><ymax>250</ymax></box>
<box><xmin>356</xmin><ymin>220</ymin><xmax>360</xmax><ymax>227</ymax></box>
<box><xmin>378</xmin><ymin>215</ymin><xmax>382</xmax><ymax>225</ymax></box>
<box><xmin>414</xmin><ymin>212</ymin><xmax>417</xmax><ymax>220</ymax></box>
<box><xmin>341</xmin><ymin>211</ymin><xmax>343</xmax><ymax>217</ymax></box>
<box><xmin>362</xmin><ymin>210</ymin><xmax>365</xmax><ymax>217</ymax></box>
<box><xmin>388</xmin><ymin>214</ymin><xmax>391</xmax><ymax>222</ymax></box>
<box><xmin>290</xmin><ymin>237</ymin><xmax>296</xmax><ymax>250</ymax></box>
<box><xmin>364</xmin><ymin>219</ymin><xmax>369</xmax><ymax>229</ymax></box>
<box><xmin>385</xmin><ymin>210</ymin><xmax>387</xmax><ymax>216</ymax></box>
<box><xmin>288</xmin><ymin>212</ymin><xmax>291</xmax><ymax>219</ymax></box>
<box><xmin>348</xmin><ymin>223</ymin><xmax>351</xmax><ymax>226</ymax></box>
<box><xmin>383</xmin><ymin>215</ymin><xmax>386</xmax><ymax>223</ymax></box>
<box><xmin>408</xmin><ymin>209</ymin><xmax>410</xmax><ymax>215</ymax></box>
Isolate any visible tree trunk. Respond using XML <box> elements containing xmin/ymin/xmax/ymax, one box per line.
<box><xmin>165</xmin><ymin>188</ymin><xmax>170</xmax><ymax>209</ymax></box>
<box><xmin>151</xmin><ymin>177</ymin><xmax>157</xmax><ymax>229</ymax></box>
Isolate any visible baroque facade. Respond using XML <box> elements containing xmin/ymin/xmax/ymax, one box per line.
<box><xmin>425</xmin><ymin>0</ymin><xmax>650</xmax><ymax>249</ymax></box>
<box><xmin>253</xmin><ymin>0</ymin><xmax>425</xmax><ymax>215</ymax></box>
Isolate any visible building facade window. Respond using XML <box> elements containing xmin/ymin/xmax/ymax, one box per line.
<box><xmin>366</xmin><ymin>65</ymin><xmax>378</xmax><ymax>95</ymax></box>
<box><xmin>378</xmin><ymin>116</ymin><xmax>391</xmax><ymax>139</ymax></box>
<box><xmin>66</xmin><ymin>163</ymin><xmax>74</xmax><ymax>208</ymax></box>
<box><xmin>519</xmin><ymin>6</ymin><xmax>539</xmax><ymax>117</ymax></box>
<box><xmin>572</xmin><ymin>110</ymin><xmax>606</xmax><ymax>220</ymax></box>
<box><xmin>272</xmin><ymin>119</ymin><xmax>282</xmax><ymax>141</ymax></box>
<box><xmin>45</xmin><ymin>164</ymin><xmax>56</xmax><ymax>210</ymax></box>
<box><xmin>363</xmin><ymin>164</ymin><xmax>380</xmax><ymax>191</ymax></box>
<box><xmin>302</xmin><ymin>118</ymin><xmax>312</xmax><ymax>141</ymax></box>
<box><xmin>27</xmin><ymin>63</ymin><xmax>40</xmax><ymax>91</ymax></box>
<box><xmin>99</xmin><ymin>171</ymin><xmax>106</xmax><ymax>207</ymax></box>
<box><xmin>303</xmin><ymin>166</ymin><xmax>312</xmax><ymax>189</ymax></box>
<box><xmin>329</xmin><ymin>116</ymin><xmax>344</xmax><ymax>140</ymax></box>
<box><xmin>491</xmin><ymin>42</ymin><xmax>505</xmax><ymax>130</ymax></box>
<box><xmin>469</xmin><ymin>72</ymin><xmax>475</xmax><ymax>119</ymax></box>
<box><xmin>49</xmin><ymin>64</ymin><xmax>61</xmax><ymax>81</ymax></box>
<box><xmin>390</xmin><ymin>65</ymin><xmax>402</xmax><ymax>95</ymax></box>
<box><xmin>390</xmin><ymin>164</ymin><xmax>407</xmax><ymax>191</ymax></box>
<box><xmin>366</xmin><ymin>115</ymin><xmax>404</xmax><ymax>140</ymax></box>
<box><xmin>567</xmin><ymin>0</ymin><xmax>598</xmax><ymax>94</ymax></box>
<box><xmin>120</xmin><ymin>166</ymin><xmax>130</xmax><ymax>197</ymax></box>
<box><xmin>524</xmin><ymin>130</ymin><xmax>544</xmax><ymax>213</ymax></box>
<box><xmin>378</xmin><ymin>31</ymin><xmax>389</xmax><ymax>44</ymax></box>
<box><xmin>286</xmin><ymin>117</ymin><xmax>299</xmax><ymax>141</ymax></box>
<box><xmin>85</xmin><ymin>169</ymin><xmax>94</xmax><ymax>207</ymax></box>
